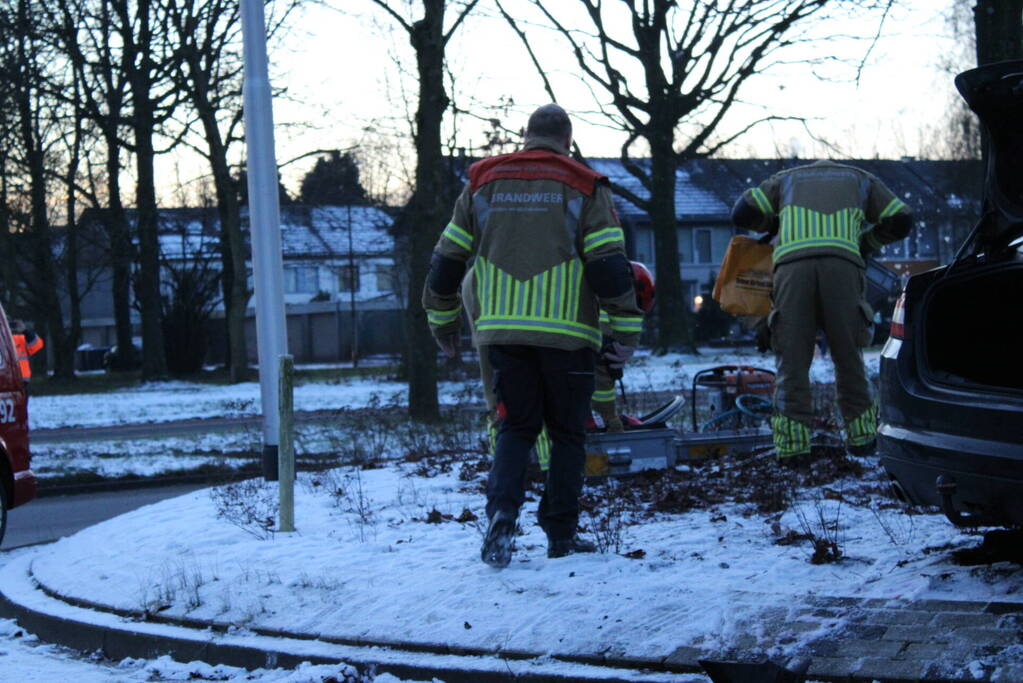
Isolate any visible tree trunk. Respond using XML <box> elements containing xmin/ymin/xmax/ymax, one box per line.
<box><xmin>132</xmin><ymin>109</ymin><xmax>168</xmax><ymax>380</ymax></box>
<box><xmin>173</xmin><ymin>0</ymin><xmax>249</xmax><ymax>383</ymax></box>
<box><xmin>647</xmin><ymin>129</ymin><xmax>694</xmax><ymax>352</ymax></box>
<box><xmin>104</xmin><ymin>133</ymin><xmax>138</xmax><ymax>370</ymax></box>
<box><xmin>974</xmin><ymin>0</ymin><xmax>1023</xmax><ymax>66</ymax></box>
<box><xmin>973</xmin><ymin>0</ymin><xmax>1022</xmax><ymax>188</ymax></box>
<box><xmin>63</xmin><ymin>96</ymin><xmax>84</xmax><ymax>380</ymax></box>
<box><xmin>183</xmin><ymin>58</ymin><xmax>249</xmax><ymax>382</ymax></box>
<box><xmin>404</xmin><ymin>0</ymin><xmax>449</xmax><ymax>422</ymax></box>
<box><xmin>201</xmin><ymin>108</ymin><xmax>250</xmax><ymax>383</ymax></box>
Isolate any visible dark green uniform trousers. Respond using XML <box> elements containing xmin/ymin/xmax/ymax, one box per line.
<box><xmin>768</xmin><ymin>256</ymin><xmax>878</xmax><ymax>457</ymax></box>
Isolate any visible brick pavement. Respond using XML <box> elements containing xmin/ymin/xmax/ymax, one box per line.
<box><xmin>671</xmin><ymin>593</ymin><xmax>1023</xmax><ymax>682</ymax></box>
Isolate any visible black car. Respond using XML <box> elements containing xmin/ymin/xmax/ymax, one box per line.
<box><xmin>878</xmin><ymin>60</ymin><xmax>1023</xmax><ymax>528</ymax></box>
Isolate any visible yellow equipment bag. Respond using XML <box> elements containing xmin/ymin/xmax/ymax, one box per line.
<box><xmin>712</xmin><ymin>236</ymin><xmax>774</xmax><ymax>317</ymax></box>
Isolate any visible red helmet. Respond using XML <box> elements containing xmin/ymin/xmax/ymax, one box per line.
<box><xmin>630</xmin><ymin>261</ymin><xmax>655</xmax><ymax>313</ymax></box>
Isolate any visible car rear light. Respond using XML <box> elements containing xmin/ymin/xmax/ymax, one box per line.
<box><xmin>890</xmin><ymin>293</ymin><xmax>906</xmax><ymax>339</ymax></box>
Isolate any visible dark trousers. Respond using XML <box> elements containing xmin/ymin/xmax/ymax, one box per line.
<box><xmin>771</xmin><ymin>257</ymin><xmax>873</xmax><ymax>426</ymax></box>
<box><xmin>486</xmin><ymin>344</ymin><xmax>596</xmax><ymax>540</ymax></box>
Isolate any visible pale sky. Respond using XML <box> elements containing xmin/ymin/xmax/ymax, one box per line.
<box><xmin>160</xmin><ymin>0</ymin><xmax>965</xmax><ymax>205</ymax></box>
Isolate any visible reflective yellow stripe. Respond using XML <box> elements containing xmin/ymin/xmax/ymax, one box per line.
<box><xmin>880</xmin><ymin>197</ymin><xmax>907</xmax><ymax>220</ymax></box>
<box><xmin>774</xmin><ymin>206</ymin><xmax>865</xmax><ymax>261</ymax></box>
<box><xmin>750</xmin><ymin>187</ymin><xmax>773</xmax><ymax>214</ymax></box>
<box><xmin>771</xmin><ymin>413</ymin><xmax>811</xmax><ymax>458</ymax></box>
<box><xmin>426</xmin><ymin>307</ymin><xmax>461</xmax><ymax>326</ymax></box>
<box><xmin>583</xmin><ymin>227</ymin><xmax>624</xmax><ymax>254</ymax></box>
<box><xmin>474</xmin><ymin>258</ymin><xmax>600</xmax><ymax>345</ymax></box>
<box><xmin>441</xmin><ymin>222</ymin><xmax>472</xmax><ymax>251</ymax></box>
<box><xmin>476</xmin><ymin>316</ymin><xmax>601</xmax><ymax>346</ymax></box>
<box><xmin>608</xmin><ymin>314</ymin><xmax>643</xmax><ymax>333</ymax></box>
<box><xmin>846</xmin><ymin>401</ymin><xmax>878</xmax><ymax>445</ymax></box>
<box><xmin>536</xmin><ymin>427</ymin><xmax>551</xmax><ymax>471</ymax></box>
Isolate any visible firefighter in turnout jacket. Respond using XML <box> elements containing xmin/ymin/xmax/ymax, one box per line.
<box><xmin>732</xmin><ymin>161</ymin><xmax>912</xmax><ymax>462</ymax></box>
<box><xmin>464</xmin><ymin>260</ymin><xmax>655</xmax><ymax>472</ymax></box>
<box><xmin>423</xmin><ymin>104</ymin><xmax>644</xmax><ymax>567</ymax></box>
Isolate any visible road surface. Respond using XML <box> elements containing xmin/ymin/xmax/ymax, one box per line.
<box><xmin>1</xmin><ymin>483</ymin><xmax>206</xmax><ymax>551</ymax></box>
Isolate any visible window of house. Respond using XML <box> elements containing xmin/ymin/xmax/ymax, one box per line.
<box><xmin>694</xmin><ymin>228</ymin><xmax>713</xmax><ymax>264</ymax></box>
<box><xmin>285</xmin><ymin>266</ymin><xmax>319</xmax><ymax>294</ymax></box>
<box><xmin>375</xmin><ymin>265</ymin><xmax>395</xmax><ymax>292</ymax></box>
<box><xmin>337</xmin><ymin>264</ymin><xmax>360</xmax><ymax>293</ymax></box>
<box><xmin>677</xmin><ymin>227</ymin><xmax>693</xmax><ymax>263</ymax></box>
<box><xmin>633</xmin><ymin>227</ymin><xmax>655</xmax><ymax>265</ymax></box>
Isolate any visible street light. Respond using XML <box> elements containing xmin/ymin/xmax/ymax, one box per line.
<box><xmin>240</xmin><ymin>0</ymin><xmax>287</xmax><ymax>481</ymax></box>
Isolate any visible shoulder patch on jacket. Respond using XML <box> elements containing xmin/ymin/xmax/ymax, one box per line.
<box><xmin>469</xmin><ymin>149</ymin><xmax>606</xmax><ymax>196</ymax></box>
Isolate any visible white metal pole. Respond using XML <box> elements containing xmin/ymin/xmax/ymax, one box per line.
<box><xmin>240</xmin><ymin>0</ymin><xmax>287</xmax><ymax>480</ymax></box>
<box><xmin>278</xmin><ymin>354</ymin><xmax>295</xmax><ymax>532</ymax></box>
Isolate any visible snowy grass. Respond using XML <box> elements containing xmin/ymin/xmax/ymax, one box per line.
<box><xmin>28</xmin><ymin>348</ymin><xmax>876</xmax><ymax>482</ymax></box>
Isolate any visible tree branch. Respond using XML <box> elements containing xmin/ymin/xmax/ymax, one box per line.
<box><xmin>366</xmin><ymin>0</ymin><xmax>412</xmax><ymax>33</ymax></box>
<box><xmin>443</xmin><ymin>0</ymin><xmax>480</xmax><ymax>45</ymax></box>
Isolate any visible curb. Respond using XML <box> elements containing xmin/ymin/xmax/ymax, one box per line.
<box><xmin>0</xmin><ymin>553</ymin><xmax>692</xmax><ymax>683</ymax></box>
<box><xmin>34</xmin><ymin>461</ymin><xmax>339</xmax><ymax>498</ymax></box>
<box><xmin>5</xmin><ymin>549</ymin><xmax>1009</xmax><ymax>683</ymax></box>
<box><xmin>34</xmin><ymin>471</ymin><xmax>255</xmax><ymax>498</ymax></box>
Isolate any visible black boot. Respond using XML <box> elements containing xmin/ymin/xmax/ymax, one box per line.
<box><xmin>548</xmin><ymin>535</ymin><xmax>597</xmax><ymax>559</ymax></box>
<box><xmin>481</xmin><ymin>511</ymin><xmax>516</xmax><ymax>568</ymax></box>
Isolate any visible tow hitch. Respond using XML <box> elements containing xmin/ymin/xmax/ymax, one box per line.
<box><xmin>936</xmin><ymin>475</ymin><xmax>998</xmax><ymax>527</ymax></box>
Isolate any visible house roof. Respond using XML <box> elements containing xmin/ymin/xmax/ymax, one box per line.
<box><xmin>272</xmin><ymin>206</ymin><xmax>394</xmax><ymax>258</ymax></box>
<box><xmin>588</xmin><ymin>158</ymin><xmax>731</xmax><ymax>221</ymax></box>
<box><xmin>148</xmin><ymin>205</ymin><xmax>395</xmax><ymax>261</ymax></box>
<box><xmin>584</xmin><ymin>157</ymin><xmax>982</xmax><ymax>225</ymax></box>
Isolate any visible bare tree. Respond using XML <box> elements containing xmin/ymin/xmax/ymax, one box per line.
<box><xmin>925</xmin><ymin>0</ymin><xmax>982</xmax><ymax>161</ymax></box>
<box><xmin>117</xmin><ymin>0</ymin><xmax>189</xmax><ymax>380</ymax></box>
<box><xmin>503</xmin><ymin>0</ymin><xmax>893</xmax><ymax>350</ymax></box>
<box><xmin>53</xmin><ymin>0</ymin><xmax>186</xmax><ymax>379</ymax></box>
<box><xmin>0</xmin><ymin>0</ymin><xmax>77</xmax><ymax>378</ymax></box>
<box><xmin>47</xmin><ymin>0</ymin><xmax>140</xmax><ymax>372</ymax></box>
<box><xmin>364</xmin><ymin>0</ymin><xmax>479</xmax><ymax>421</ymax></box>
<box><xmin>165</xmin><ymin>0</ymin><xmax>250</xmax><ymax>382</ymax></box>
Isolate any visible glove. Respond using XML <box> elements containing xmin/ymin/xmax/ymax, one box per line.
<box><xmin>600</xmin><ymin>341</ymin><xmax>634</xmax><ymax>370</ymax></box>
<box><xmin>434</xmin><ymin>332</ymin><xmax>458</xmax><ymax>359</ymax></box>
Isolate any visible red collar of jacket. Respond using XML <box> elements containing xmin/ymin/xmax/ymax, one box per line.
<box><xmin>468</xmin><ymin>140</ymin><xmax>606</xmax><ymax>196</ymax></box>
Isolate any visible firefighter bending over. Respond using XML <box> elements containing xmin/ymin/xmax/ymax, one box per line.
<box><xmin>732</xmin><ymin>160</ymin><xmax>912</xmax><ymax>464</ymax></box>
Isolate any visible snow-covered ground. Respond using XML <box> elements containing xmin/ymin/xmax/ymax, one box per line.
<box><xmin>19</xmin><ymin>445</ymin><xmax>1023</xmax><ymax>681</ymax></box>
<box><xmin>28</xmin><ymin>349</ymin><xmax>876</xmax><ymax>481</ymax></box>
<box><xmin>8</xmin><ymin>347</ymin><xmax>1022</xmax><ymax>681</ymax></box>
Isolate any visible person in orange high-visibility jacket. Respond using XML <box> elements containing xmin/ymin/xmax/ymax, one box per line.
<box><xmin>10</xmin><ymin>319</ymin><xmax>44</xmax><ymax>383</ymax></box>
